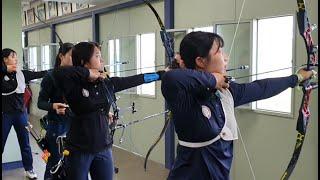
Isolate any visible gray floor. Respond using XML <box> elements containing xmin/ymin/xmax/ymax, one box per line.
<box><xmin>2</xmin><ymin>115</ymin><xmax>169</xmax><ymax>180</ymax></box>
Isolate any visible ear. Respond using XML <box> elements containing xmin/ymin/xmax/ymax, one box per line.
<box><xmin>195</xmin><ymin>57</ymin><xmax>206</xmax><ymax>69</ymax></box>
<box><xmin>82</xmin><ymin>60</ymin><xmax>89</xmax><ymax>68</ymax></box>
<box><xmin>3</xmin><ymin>57</ymin><xmax>8</xmax><ymax>63</ymax></box>
<box><xmin>58</xmin><ymin>53</ymin><xmax>64</xmax><ymax>60</ymax></box>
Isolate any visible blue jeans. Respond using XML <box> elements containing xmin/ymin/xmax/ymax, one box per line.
<box><xmin>2</xmin><ymin>111</ymin><xmax>33</xmax><ymax>171</ymax></box>
<box><xmin>44</xmin><ymin>121</ymin><xmax>70</xmax><ymax>179</ymax></box>
<box><xmin>66</xmin><ymin>148</ymin><xmax>114</xmax><ymax>180</ymax></box>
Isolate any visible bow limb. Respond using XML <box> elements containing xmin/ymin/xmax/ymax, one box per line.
<box><xmin>144</xmin><ymin>112</ymin><xmax>172</xmax><ymax>171</ymax></box>
<box><xmin>143</xmin><ymin>0</ymin><xmax>175</xmax><ymax>66</ymax></box>
<box><xmin>280</xmin><ymin>0</ymin><xmax>318</xmax><ymax>179</ymax></box>
<box><xmin>142</xmin><ymin>0</ymin><xmax>174</xmax><ymax>171</ymax></box>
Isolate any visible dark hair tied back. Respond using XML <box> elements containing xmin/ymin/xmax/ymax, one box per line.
<box><xmin>2</xmin><ymin>48</ymin><xmax>16</xmax><ymax>62</ymax></box>
<box><xmin>54</xmin><ymin>43</ymin><xmax>74</xmax><ymax>68</ymax></box>
<box><xmin>72</xmin><ymin>42</ymin><xmax>100</xmax><ymax>67</ymax></box>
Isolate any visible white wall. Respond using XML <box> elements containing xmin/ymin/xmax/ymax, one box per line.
<box><xmin>2</xmin><ymin>0</ymin><xmax>24</xmax><ymax>164</ymax></box>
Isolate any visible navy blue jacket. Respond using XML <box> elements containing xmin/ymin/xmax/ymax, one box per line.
<box><xmin>161</xmin><ymin>69</ymin><xmax>298</xmax><ymax>180</ymax></box>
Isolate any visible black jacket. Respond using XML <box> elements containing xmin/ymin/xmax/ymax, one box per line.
<box><xmin>2</xmin><ymin>67</ymin><xmax>47</xmax><ymax>113</ymax></box>
<box><xmin>38</xmin><ymin>70</ymin><xmax>72</xmax><ymax>126</ymax></box>
<box><xmin>53</xmin><ymin>66</ymin><xmax>163</xmax><ymax>153</ymax></box>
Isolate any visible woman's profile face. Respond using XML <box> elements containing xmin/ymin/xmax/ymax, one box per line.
<box><xmin>4</xmin><ymin>52</ymin><xmax>18</xmax><ymax>66</ymax></box>
<box><xmin>85</xmin><ymin>46</ymin><xmax>103</xmax><ymax>70</ymax></box>
<box><xmin>203</xmin><ymin>41</ymin><xmax>228</xmax><ymax>74</ymax></box>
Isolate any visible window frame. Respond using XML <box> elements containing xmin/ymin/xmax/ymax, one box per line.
<box><xmin>251</xmin><ymin>15</ymin><xmax>296</xmax><ymax>118</ymax></box>
<box><xmin>213</xmin><ymin>15</ymin><xmax>296</xmax><ymax>118</ymax></box>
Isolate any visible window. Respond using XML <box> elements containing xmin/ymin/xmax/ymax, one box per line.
<box><xmin>188</xmin><ymin>26</ymin><xmax>214</xmax><ymax>33</ymax></box>
<box><xmin>215</xmin><ymin>22</ymin><xmax>251</xmax><ymax>84</ymax></box>
<box><xmin>136</xmin><ymin>33</ymin><xmax>156</xmax><ymax>96</ymax></box>
<box><xmin>22</xmin><ymin>48</ymin><xmax>29</xmax><ymax>70</ymax></box>
<box><xmin>22</xmin><ymin>32</ymin><xmax>25</xmax><ymax>48</ymax></box>
<box><xmin>252</xmin><ymin>16</ymin><xmax>294</xmax><ymax>114</ymax></box>
<box><xmin>107</xmin><ymin>33</ymin><xmax>156</xmax><ymax>96</ymax></box>
<box><xmin>108</xmin><ymin>40</ymin><xmax>115</xmax><ymax>76</ymax></box>
<box><xmin>214</xmin><ymin>16</ymin><xmax>294</xmax><ymax>114</ymax></box>
<box><xmin>115</xmin><ymin>39</ymin><xmax>120</xmax><ymax>77</ymax></box>
<box><xmin>215</xmin><ymin>22</ymin><xmax>252</xmax><ymax>109</ymax></box>
<box><xmin>28</xmin><ymin>47</ymin><xmax>38</xmax><ymax>71</ymax></box>
<box><xmin>108</xmin><ymin>39</ymin><xmax>120</xmax><ymax>77</ymax></box>
<box><xmin>41</xmin><ymin>45</ymin><xmax>50</xmax><ymax>70</ymax></box>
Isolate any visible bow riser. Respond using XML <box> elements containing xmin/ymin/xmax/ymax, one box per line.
<box><xmin>160</xmin><ymin>31</ymin><xmax>175</xmax><ymax>64</ymax></box>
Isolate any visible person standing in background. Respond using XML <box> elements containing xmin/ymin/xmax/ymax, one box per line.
<box><xmin>2</xmin><ymin>48</ymin><xmax>48</xmax><ymax>179</ymax></box>
<box><xmin>37</xmin><ymin>43</ymin><xmax>74</xmax><ymax>180</ymax></box>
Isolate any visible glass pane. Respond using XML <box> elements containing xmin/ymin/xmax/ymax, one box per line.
<box><xmin>115</xmin><ymin>39</ymin><xmax>120</xmax><ymax>77</ymax></box>
<box><xmin>216</xmin><ymin>23</ymin><xmax>251</xmax><ymax>84</ymax></box>
<box><xmin>41</xmin><ymin>46</ymin><xmax>50</xmax><ymax>70</ymax></box>
<box><xmin>194</xmin><ymin>26</ymin><xmax>214</xmax><ymax>32</ymax></box>
<box><xmin>22</xmin><ymin>32</ymin><xmax>25</xmax><ymax>48</ymax></box>
<box><xmin>40</xmin><ymin>44</ymin><xmax>59</xmax><ymax>70</ymax></box>
<box><xmin>118</xmin><ymin>36</ymin><xmax>137</xmax><ymax>94</ymax></box>
<box><xmin>105</xmin><ymin>36</ymin><xmax>136</xmax><ymax>94</ymax></box>
<box><xmin>118</xmin><ymin>36</ymin><xmax>136</xmax><ymax>77</ymax></box>
<box><xmin>216</xmin><ymin>22</ymin><xmax>251</xmax><ymax>109</ymax></box>
<box><xmin>137</xmin><ymin>33</ymin><xmax>156</xmax><ymax>96</ymax></box>
<box><xmin>255</xmin><ymin>16</ymin><xmax>294</xmax><ymax>113</ymax></box>
<box><xmin>22</xmin><ymin>48</ymin><xmax>29</xmax><ymax>69</ymax></box>
<box><xmin>140</xmin><ymin>33</ymin><xmax>155</xmax><ymax>73</ymax></box>
<box><xmin>108</xmin><ymin>40</ymin><xmax>115</xmax><ymax>77</ymax></box>
<box><xmin>28</xmin><ymin>47</ymin><xmax>40</xmax><ymax>71</ymax></box>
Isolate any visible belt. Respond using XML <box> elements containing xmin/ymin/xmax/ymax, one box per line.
<box><xmin>178</xmin><ymin>135</ymin><xmax>221</xmax><ymax>148</ymax></box>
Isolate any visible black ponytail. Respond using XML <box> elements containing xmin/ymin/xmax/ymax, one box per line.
<box><xmin>54</xmin><ymin>43</ymin><xmax>74</xmax><ymax>69</ymax></box>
